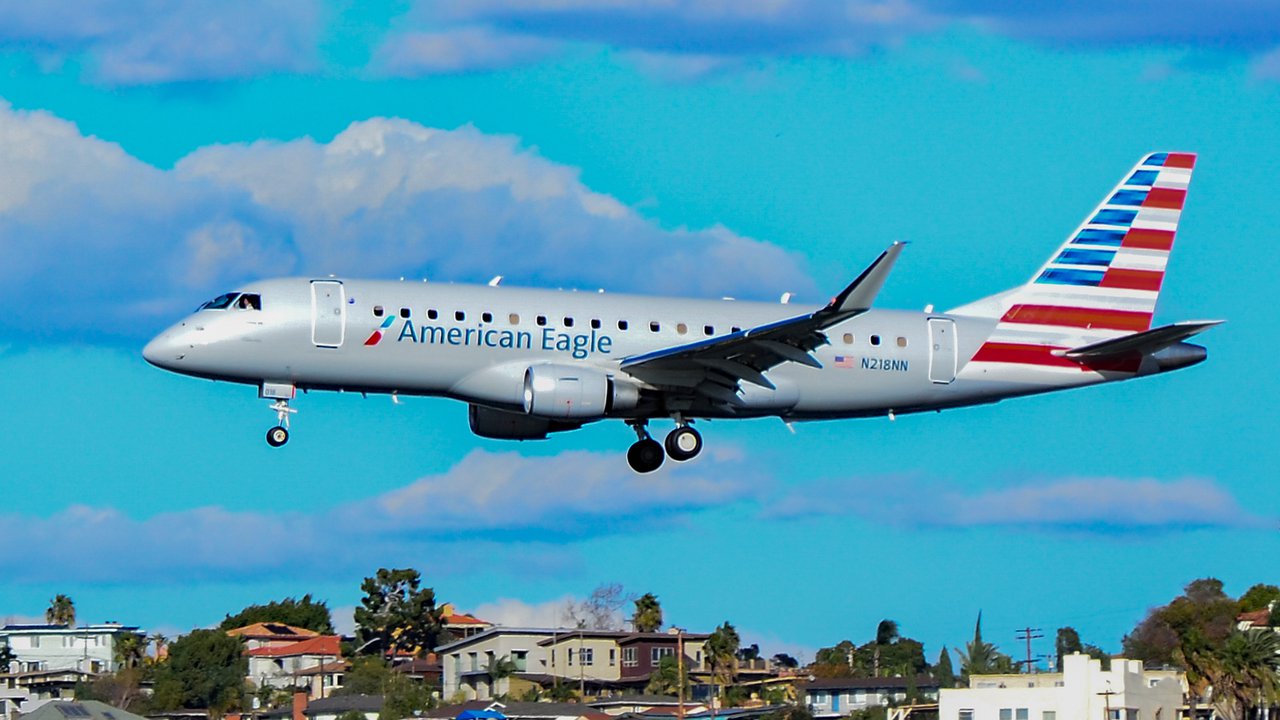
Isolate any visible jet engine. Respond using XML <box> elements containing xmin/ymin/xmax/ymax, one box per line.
<box><xmin>468</xmin><ymin>404</ymin><xmax>580</xmax><ymax>440</ymax></box>
<box><xmin>522</xmin><ymin>364</ymin><xmax>639</xmax><ymax>419</ymax></box>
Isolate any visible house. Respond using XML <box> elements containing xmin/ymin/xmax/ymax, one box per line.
<box><xmin>301</xmin><ymin>694</ymin><xmax>383</xmax><ymax>720</ymax></box>
<box><xmin>0</xmin><ymin>624</ymin><xmax>141</xmax><ymax>675</ymax></box>
<box><xmin>425</xmin><ymin>700</ymin><xmax>612</xmax><ymax>720</ymax></box>
<box><xmin>442</xmin><ymin>605</ymin><xmax>495</xmax><ymax>642</ymax></box>
<box><xmin>1237</xmin><ymin>603</ymin><xmax>1276</xmax><ymax>631</ymax></box>
<box><xmin>937</xmin><ymin>653</ymin><xmax>1183</xmax><ymax>720</ymax></box>
<box><xmin>229</xmin><ymin>624</ymin><xmax>345</xmax><ymax>699</ymax></box>
<box><xmin>800</xmin><ymin>676</ymin><xmax>939</xmax><ymax>717</ymax></box>
<box><xmin>613</xmin><ymin>632</ymin><xmax>709</xmax><ymax>689</ymax></box>
<box><xmin>19</xmin><ymin>699</ymin><xmax>147</xmax><ymax>720</ymax></box>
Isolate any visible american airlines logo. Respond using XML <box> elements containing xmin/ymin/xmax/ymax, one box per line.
<box><xmin>367</xmin><ymin>319</ymin><xmax>613</xmax><ymax>359</ymax></box>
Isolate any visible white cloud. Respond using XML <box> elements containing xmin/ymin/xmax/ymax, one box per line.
<box><xmin>375</xmin><ymin>27</ymin><xmax>561</xmax><ymax>75</ymax></box>
<box><xmin>0</xmin><ymin>101</ymin><xmax>815</xmax><ymax>341</ymax></box>
<box><xmin>469</xmin><ymin>596</ymin><xmax>577</xmax><ymax>627</ymax></box>
<box><xmin>0</xmin><ymin>0</ymin><xmax>322</xmax><ymax>84</ymax></box>
<box><xmin>0</xmin><ymin>448</ymin><xmax>756</xmax><ymax>585</ymax></box>
<box><xmin>765</xmin><ymin>475</ymin><xmax>1272</xmax><ymax>533</ymax></box>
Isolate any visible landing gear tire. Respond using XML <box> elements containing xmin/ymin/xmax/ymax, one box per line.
<box><xmin>627</xmin><ymin>438</ymin><xmax>665</xmax><ymax>474</ymax></box>
<box><xmin>665</xmin><ymin>426</ymin><xmax>703</xmax><ymax>462</ymax></box>
<box><xmin>266</xmin><ymin>426</ymin><xmax>290</xmax><ymax>447</ymax></box>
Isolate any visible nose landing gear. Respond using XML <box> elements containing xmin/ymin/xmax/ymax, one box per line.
<box><xmin>266</xmin><ymin>399</ymin><xmax>296</xmax><ymax>448</ymax></box>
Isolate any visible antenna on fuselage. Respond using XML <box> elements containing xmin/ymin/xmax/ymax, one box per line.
<box><xmin>489</xmin><ymin>276</ymin><xmax>503</xmax><ymax>286</ymax></box>
<box><xmin>780</xmin><ymin>292</ymin><xmax>793</xmax><ymax>304</ymax></box>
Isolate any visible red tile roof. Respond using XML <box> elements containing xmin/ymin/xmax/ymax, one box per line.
<box><xmin>227</xmin><ymin>622</ymin><xmax>320</xmax><ymax>640</ymax></box>
<box><xmin>1238</xmin><ymin>609</ymin><xmax>1271</xmax><ymax>625</ymax></box>
<box><xmin>245</xmin><ymin>636</ymin><xmax>342</xmax><ymax>657</ymax></box>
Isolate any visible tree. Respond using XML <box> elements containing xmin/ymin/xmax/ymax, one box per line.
<box><xmin>0</xmin><ymin>642</ymin><xmax>15</xmax><ymax>673</ymax></box>
<box><xmin>1210</xmin><ymin>628</ymin><xmax>1280</xmax><ymax>720</ymax></box>
<box><xmin>645</xmin><ymin>653</ymin><xmax>689</xmax><ymax>696</ymax></box>
<box><xmin>336</xmin><ymin>656</ymin><xmax>394</xmax><ymax>696</ymax></box>
<box><xmin>1122</xmin><ymin>578</ymin><xmax>1239</xmax><ymax>701</ymax></box>
<box><xmin>333</xmin><ymin>657</ymin><xmax>434</xmax><ymax>719</ymax></box>
<box><xmin>934</xmin><ymin>647</ymin><xmax>955</xmax><ymax>689</ymax></box>
<box><xmin>738</xmin><ymin>644</ymin><xmax>761</xmax><ymax>662</ymax></box>
<box><xmin>151</xmin><ymin>629</ymin><xmax>247</xmax><ymax>714</ymax></box>
<box><xmin>114</xmin><ymin>631</ymin><xmax>149</xmax><ymax>670</ymax></box>
<box><xmin>1055</xmin><ymin>627</ymin><xmax>1083</xmax><ymax>670</ymax></box>
<box><xmin>813</xmin><ymin>640</ymin><xmax>857</xmax><ymax>676</ymax></box>
<box><xmin>46</xmin><ymin>594</ymin><xmax>75</xmax><ymax>626</ymax></box>
<box><xmin>354</xmin><ymin>568</ymin><xmax>444</xmax><ymax>657</ymax></box>
<box><xmin>632</xmin><ymin>593</ymin><xmax>664</xmax><ymax>633</ymax></box>
<box><xmin>772</xmin><ymin>653</ymin><xmax>799</xmax><ymax>669</ymax></box>
<box><xmin>1238</xmin><ymin>584</ymin><xmax>1280</xmax><ymax>614</ymax></box>
<box><xmin>706</xmin><ymin>622</ymin><xmax>741</xmax><ymax>691</ymax></box>
<box><xmin>74</xmin><ymin>668</ymin><xmax>151</xmax><ymax>713</ymax></box>
<box><xmin>486</xmin><ymin>655</ymin><xmax>518</xmax><ymax>698</ymax></box>
<box><xmin>958</xmin><ymin>612</ymin><xmax>1014</xmax><ymax>681</ymax></box>
<box><xmin>564</xmin><ymin>582</ymin><xmax>632</xmax><ymax>630</ymax></box>
<box><xmin>873</xmin><ymin>620</ymin><xmax>899</xmax><ymax>677</ymax></box>
<box><xmin>219</xmin><ymin>595</ymin><xmax>335</xmax><ymax>634</ymax></box>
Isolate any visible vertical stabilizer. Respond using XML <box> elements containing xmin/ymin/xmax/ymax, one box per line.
<box><xmin>951</xmin><ymin>152</ymin><xmax>1196</xmax><ymax>369</ymax></box>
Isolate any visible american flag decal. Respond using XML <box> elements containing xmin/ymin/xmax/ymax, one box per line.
<box><xmin>834</xmin><ymin>355</ymin><xmax>855</xmax><ymax>368</ymax></box>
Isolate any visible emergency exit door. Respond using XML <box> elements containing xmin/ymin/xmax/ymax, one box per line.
<box><xmin>928</xmin><ymin>318</ymin><xmax>957</xmax><ymax>384</ymax></box>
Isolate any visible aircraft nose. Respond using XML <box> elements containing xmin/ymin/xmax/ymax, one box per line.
<box><xmin>142</xmin><ymin>329</ymin><xmax>188</xmax><ymax>369</ymax></box>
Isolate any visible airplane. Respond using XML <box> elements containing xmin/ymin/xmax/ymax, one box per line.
<box><xmin>144</xmin><ymin>152</ymin><xmax>1219</xmax><ymax>473</ymax></box>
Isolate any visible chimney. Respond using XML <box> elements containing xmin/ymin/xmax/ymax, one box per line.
<box><xmin>292</xmin><ymin>690</ymin><xmax>309</xmax><ymax>720</ymax></box>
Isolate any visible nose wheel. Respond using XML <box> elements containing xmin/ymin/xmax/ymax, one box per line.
<box><xmin>265</xmin><ymin>399</ymin><xmax>296</xmax><ymax>448</ymax></box>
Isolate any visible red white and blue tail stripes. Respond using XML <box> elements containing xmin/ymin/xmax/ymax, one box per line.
<box><xmin>966</xmin><ymin>152</ymin><xmax>1195</xmax><ymax>373</ymax></box>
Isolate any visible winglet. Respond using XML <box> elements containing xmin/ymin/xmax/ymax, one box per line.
<box><xmin>826</xmin><ymin>242</ymin><xmax>906</xmax><ymax>316</ymax></box>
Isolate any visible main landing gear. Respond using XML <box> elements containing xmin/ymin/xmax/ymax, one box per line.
<box><xmin>626</xmin><ymin>419</ymin><xmax>703</xmax><ymax>473</ymax></box>
<box><xmin>265</xmin><ymin>399</ymin><xmax>296</xmax><ymax>448</ymax></box>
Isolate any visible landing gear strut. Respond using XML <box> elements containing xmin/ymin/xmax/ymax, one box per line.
<box><xmin>626</xmin><ymin>420</ymin><xmax>665</xmax><ymax>474</ymax></box>
<box><xmin>266</xmin><ymin>399</ymin><xmax>296</xmax><ymax>448</ymax></box>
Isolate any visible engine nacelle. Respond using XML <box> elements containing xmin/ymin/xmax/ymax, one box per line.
<box><xmin>469</xmin><ymin>404</ymin><xmax>580</xmax><ymax>440</ymax></box>
<box><xmin>522</xmin><ymin>364</ymin><xmax>639</xmax><ymax>419</ymax></box>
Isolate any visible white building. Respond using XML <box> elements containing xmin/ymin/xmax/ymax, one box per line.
<box><xmin>0</xmin><ymin>624</ymin><xmax>141</xmax><ymax>674</ymax></box>
<box><xmin>939</xmin><ymin>653</ymin><xmax>1183</xmax><ymax>720</ymax></box>
<box><xmin>439</xmin><ymin>628</ymin><xmax>555</xmax><ymax>701</ymax></box>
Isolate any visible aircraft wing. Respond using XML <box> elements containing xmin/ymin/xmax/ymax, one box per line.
<box><xmin>619</xmin><ymin>243</ymin><xmax>905</xmax><ymax>406</ymax></box>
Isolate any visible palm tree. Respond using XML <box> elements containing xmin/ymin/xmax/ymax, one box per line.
<box><xmin>706</xmin><ymin>622</ymin><xmax>741</xmax><ymax>694</ymax></box>
<box><xmin>1209</xmin><ymin>628</ymin><xmax>1280</xmax><ymax>720</ymax></box>
<box><xmin>45</xmin><ymin>594</ymin><xmax>75</xmax><ymax>626</ymax></box>
<box><xmin>486</xmin><ymin>654</ymin><xmax>518</xmax><ymax>699</ymax></box>
<box><xmin>959</xmin><ymin>612</ymin><xmax>1013</xmax><ymax>680</ymax></box>
<box><xmin>113</xmin><ymin>631</ymin><xmax>149</xmax><ymax>670</ymax></box>
<box><xmin>632</xmin><ymin>593</ymin><xmax>664</xmax><ymax>633</ymax></box>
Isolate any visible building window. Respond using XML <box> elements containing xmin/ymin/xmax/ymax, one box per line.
<box><xmin>676</xmin><ymin>323</ymin><xmax>688</xmax><ymax>335</ymax></box>
<box><xmin>580</xmin><ymin>648</ymin><xmax>594</xmax><ymax>666</ymax></box>
<box><xmin>897</xmin><ymin>336</ymin><xmax>907</xmax><ymax>347</ymax></box>
<box><xmin>811</xmin><ymin>691</ymin><xmax>828</xmax><ymax>705</ymax></box>
<box><xmin>705</xmin><ymin>325</ymin><xmax>715</xmax><ymax>336</ymax></box>
<box><xmin>1000</xmin><ymin>710</ymin><xmax>1012</xmax><ymax>720</ymax></box>
<box><xmin>1017</xmin><ymin>710</ymin><xmax>1029</xmax><ymax>720</ymax></box>
<box><xmin>564</xmin><ymin>317</ymin><xmax>575</xmax><ymax>327</ymax></box>
<box><xmin>651</xmin><ymin>647</ymin><xmax>674</xmax><ymax>664</ymax></box>
<box><xmin>609</xmin><ymin>649</ymin><xmax>616</xmax><ymax>666</ymax></box>
<box><xmin>650</xmin><ymin>321</ymin><xmax>660</xmax><ymax>332</ymax></box>
<box><xmin>623</xmin><ymin>647</ymin><xmax>638</xmax><ymax>667</ymax></box>
<box><xmin>512</xmin><ymin>651</ymin><xmax>527</xmax><ymax>672</ymax></box>
<box><xmin>427</xmin><ymin>309</ymin><xmax>438</xmax><ymax>320</ymax></box>
<box><xmin>591</xmin><ymin>319</ymin><xmax>601</xmax><ymax>329</ymax></box>
<box><xmin>959</xmin><ymin>711</ymin><xmax>974</xmax><ymax>720</ymax></box>
<box><xmin>1043</xmin><ymin>712</ymin><xmax>1056</xmax><ymax>720</ymax></box>
<box><xmin>537</xmin><ymin>315</ymin><xmax>547</xmax><ymax>326</ymax></box>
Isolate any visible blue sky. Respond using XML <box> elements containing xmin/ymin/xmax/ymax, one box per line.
<box><xmin>0</xmin><ymin>1</ymin><xmax>1277</xmax><ymax>665</ymax></box>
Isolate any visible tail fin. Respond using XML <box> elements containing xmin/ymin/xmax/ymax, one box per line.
<box><xmin>951</xmin><ymin>152</ymin><xmax>1196</xmax><ymax>361</ymax></box>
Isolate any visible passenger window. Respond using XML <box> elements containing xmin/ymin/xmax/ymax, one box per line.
<box><xmin>482</xmin><ymin>312</ymin><xmax>493</xmax><ymax>323</ymax></box>
<box><xmin>455</xmin><ymin>311</ymin><xmax>465</xmax><ymax>321</ymax></box>
<box><xmin>897</xmin><ymin>336</ymin><xmax>908</xmax><ymax>348</ymax></box>
<box><xmin>618</xmin><ymin>320</ymin><xmax>629</xmax><ymax>331</ymax></box>
<box><xmin>400</xmin><ymin>308</ymin><xmax>411</xmax><ymax>319</ymax></box>
<box><xmin>843</xmin><ymin>333</ymin><xmax>853</xmax><ymax>344</ymax></box>
<box><xmin>373</xmin><ymin>306</ymin><xmax>384</xmax><ymax>318</ymax></box>
<box><xmin>591</xmin><ymin>319</ymin><xmax>601</xmax><ymax>330</ymax></box>
<box><xmin>564</xmin><ymin>317</ymin><xmax>574</xmax><ymax>327</ymax></box>
<box><xmin>676</xmin><ymin>323</ymin><xmax>688</xmax><ymax>335</ymax></box>
<box><xmin>509</xmin><ymin>313</ymin><xmax>520</xmax><ymax>325</ymax></box>
<box><xmin>427</xmin><ymin>309</ymin><xmax>438</xmax><ymax>320</ymax></box>
<box><xmin>649</xmin><ymin>321</ymin><xmax>661</xmax><ymax>333</ymax></box>
<box><xmin>537</xmin><ymin>316</ymin><xmax>547</xmax><ymax>326</ymax></box>
<box><xmin>870</xmin><ymin>335</ymin><xmax>881</xmax><ymax>346</ymax></box>
<box><xmin>704</xmin><ymin>325</ymin><xmax>714</xmax><ymax>336</ymax></box>
<box><xmin>732</xmin><ymin>326</ymin><xmax>741</xmax><ymax>333</ymax></box>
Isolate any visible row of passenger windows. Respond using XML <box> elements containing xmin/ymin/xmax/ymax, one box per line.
<box><xmin>373</xmin><ymin>305</ymin><xmax>742</xmax><ymax>336</ymax></box>
<box><xmin>372</xmin><ymin>305</ymin><xmax>910</xmax><ymax>347</ymax></box>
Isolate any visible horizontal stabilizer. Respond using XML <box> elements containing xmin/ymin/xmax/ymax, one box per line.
<box><xmin>1059</xmin><ymin>320</ymin><xmax>1223</xmax><ymax>360</ymax></box>
<box><xmin>826</xmin><ymin>242</ymin><xmax>906</xmax><ymax>315</ymax></box>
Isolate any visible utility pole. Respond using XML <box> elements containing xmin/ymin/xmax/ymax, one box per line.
<box><xmin>1015</xmin><ymin>627</ymin><xmax>1043</xmax><ymax>673</ymax></box>
<box><xmin>677</xmin><ymin>629</ymin><xmax>685</xmax><ymax>720</ymax></box>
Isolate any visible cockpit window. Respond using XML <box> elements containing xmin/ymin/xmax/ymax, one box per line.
<box><xmin>198</xmin><ymin>293</ymin><xmax>239</xmax><ymax>311</ymax></box>
<box><xmin>198</xmin><ymin>292</ymin><xmax>261</xmax><ymax>311</ymax></box>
